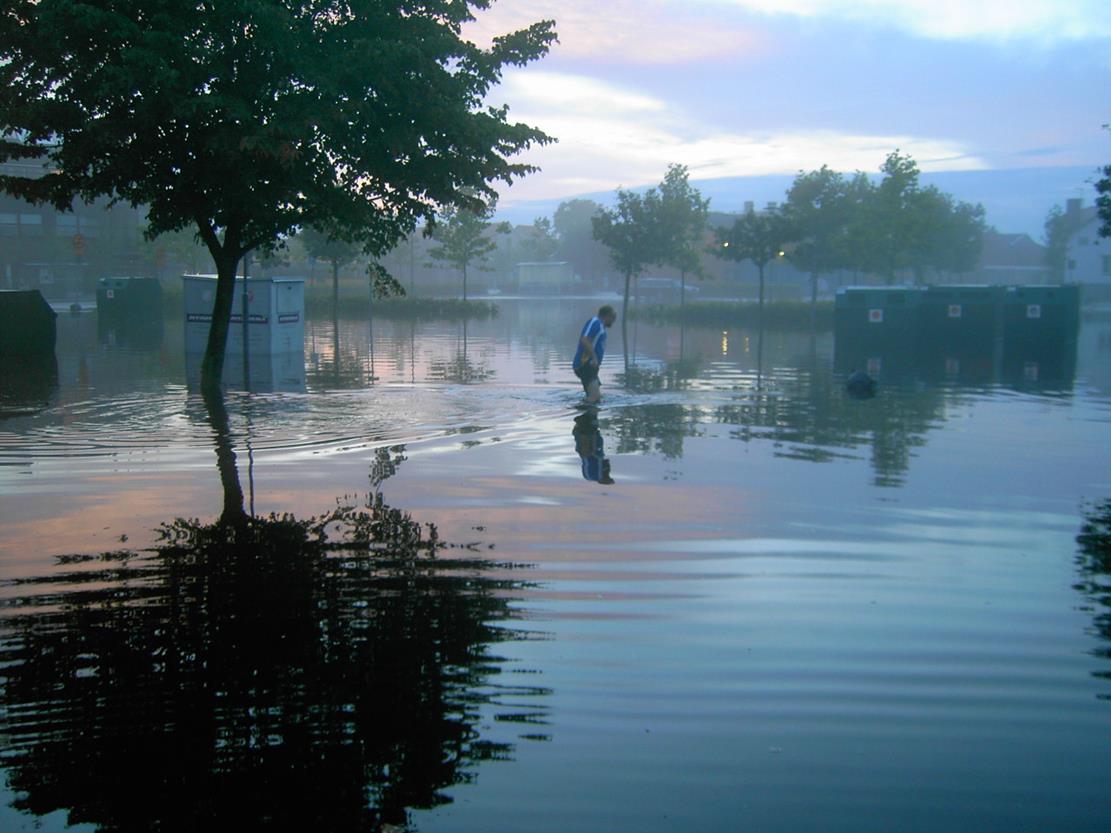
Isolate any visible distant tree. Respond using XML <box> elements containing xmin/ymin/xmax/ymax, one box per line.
<box><xmin>656</xmin><ymin>164</ymin><xmax>710</xmax><ymax>308</ymax></box>
<box><xmin>713</xmin><ymin>207</ymin><xmax>797</xmax><ymax>309</ymax></box>
<box><xmin>140</xmin><ymin>227</ymin><xmax>214</xmax><ymax>278</ymax></box>
<box><xmin>907</xmin><ymin>189</ymin><xmax>986</xmax><ymax>280</ymax></box>
<box><xmin>428</xmin><ymin>202</ymin><xmax>509</xmax><ymax>300</ymax></box>
<box><xmin>593</xmin><ymin>188</ymin><xmax>667</xmax><ymax>368</ymax></box>
<box><xmin>554</xmin><ymin>199</ymin><xmax>609</xmax><ymax>282</ymax></box>
<box><xmin>1097</xmin><ymin>165</ymin><xmax>1111</xmax><ymax>238</ymax></box>
<box><xmin>0</xmin><ymin>1</ymin><xmax>555</xmax><ymax>394</ymax></box>
<box><xmin>520</xmin><ymin>216</ymin><xmax>559</xmax><ymax>262</ymax></box>
<box><xmin>835</xmin><ymin>171</ymin><xmax>877</xmax><ymax>279</ymax></box>
<box><xmin>784</xmin><ymin>165</ymin><xmax>850</xmax><ymax>303</ymax></box>
<box><xmin>866</xmin><ymin>151</ymin><xmax>921</xmax><ymax>283</ymax></box>
<box><xmin>301</xmin><ymin>228</ymin><xmax>361</xmax><ymax>317</ymax></box>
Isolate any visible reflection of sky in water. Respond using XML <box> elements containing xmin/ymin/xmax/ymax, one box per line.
<box><xmin>2</xmin><ymin>302</ymin><xmax>1111</xmax><ymax>831</ymax></box>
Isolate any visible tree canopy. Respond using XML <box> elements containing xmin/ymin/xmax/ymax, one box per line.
<box><xmin>0</xmin><ymin>0</ymin><xmax>555</xmax><ymax>390</ymax></box>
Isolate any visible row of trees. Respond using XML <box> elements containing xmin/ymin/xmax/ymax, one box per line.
<box><xmin>585</xmin><ymin>152</ymin><xmax>988</xmax><ymax>364</ymax></box>
<box><xmin>590</xmin><ymin>152</ymin><xmax>988</xmax><ymax>326</ymax></box>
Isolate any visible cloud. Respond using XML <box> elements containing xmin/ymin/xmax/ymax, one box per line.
<box><xmin>494</xmin><ymin>70</ymin><xmax>986</xmax><ymax>205</ymax></box>
<box><xmin>713</xmin><ymin>0</ymin><xmax>1111</xmax><ymax>41</ymax></box>
<box><xmin>465</xmin><ymin>0</ymin><xmax>765</xmax><ymax>64</ymax></box>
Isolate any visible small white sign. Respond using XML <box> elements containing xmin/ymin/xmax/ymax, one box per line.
<box><xmin>947</xmin><ymin>304</ymin><xmax>962</xmax><ymax>319</ymax></box>
<box><xmin>868</xmin><ymin>308</ymin><xmax>883</xmax><ymax>323</ymax></box>
<box><xmin>105</xmin><ymin>289</ymin><xmax>115</xmax><ymax>300</ymax></box>
<box><xmin>1026</xmin><ymin>304</ymin><xmax>1041</xmax><ymax>319</ymax></box>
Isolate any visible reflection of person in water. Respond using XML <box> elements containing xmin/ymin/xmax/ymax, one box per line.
<box><xmin>573</xmin><ymin>411</ymin><xmax>614</xmax><ymax>484</ymax></box>
<box><xmin>572</xmin><ymin>304</ymin><xmax>617</xmax><ymax>404</ymax></box>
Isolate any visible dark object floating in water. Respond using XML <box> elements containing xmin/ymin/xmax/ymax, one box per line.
<box><xmin>846</xmin><ymin>369</ymin><xmax>877</xmax><ymax>398</ymax></box>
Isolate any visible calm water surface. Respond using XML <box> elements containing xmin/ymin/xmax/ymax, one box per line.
<box><xmin>2</xmin><ymin>298</ymin><xmax>1111</xmax><ymax>832</ymax></box>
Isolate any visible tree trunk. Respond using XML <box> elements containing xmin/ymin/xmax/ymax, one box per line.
<box><xmin>200</xmin><ymin>253</ymin><xmax>242</xmax><ymax>396</ymax></box>
<box><xmin>757</xmin><ymin>262</ymin><xmax>766</xmax><ymax>310</ymax></box>
<box><xmin>680</xmin><ymin>270</ymin><xmax>687</xmax><ymax>310</ymax></box>
<box><xmin>462</xmin><ymin>262</ymin><xmax>468</xmax><ymax>301</ymax></box>
<box><xmin>810</xmin><ymin>271</ymin><xmax>818</xmax><ymax>306</ymax></box>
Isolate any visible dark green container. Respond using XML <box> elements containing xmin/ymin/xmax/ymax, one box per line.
<box><xmin>96</xmin><ymin>277</ymin><xmax>163</xmax><ymax>321</ymax></box>
<box><xmin>0</xmin><ymin>290</ymin><xmax>57</xmax><ymax>355</ymax></box>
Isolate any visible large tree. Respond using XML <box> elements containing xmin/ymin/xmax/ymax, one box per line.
<box><xmin>656</xmin><ymin>164</ymin><xmax>710</xmax><ymax>308</ymax></box>
<box><xmin>0</xmin><ymin>1</ymin><xmax>555</xmax><ymax>393</ymax></box>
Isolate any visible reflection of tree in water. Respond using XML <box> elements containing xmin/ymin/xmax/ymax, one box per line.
<box><xmin>1076</xmin><ymin>499</ymin><xmax>1111</xmax><ymax>700</ymax></box>
<box><xmin>0</xmin><ymin>395</ymin><xmax>547</xmax><ymax>833</ymax></box>
<box><xmin>305</xmin><ymin>314</ymin><xmax>377</xmax><ymax>390</ymax></box>
<box><xmin>618</xmin><ymin>357</ymin><xmax>702</xmax><ymax>394</ymax></box>
<box><xmin>370</xmin><ymin>444</ymin><xmax>409</xmax><ymax>489</ymax></box>
<box><xmin>610</xmin><ymin>340</ymin><xmax>948</xmax><ymax>485</ymax></box>
<box><xmin>605</xmin><ymin>403</ymin><xmax>700</xmax><ymax>461</ymax></box>
<box><xmin>712</xmin><ymin>351</ymin><xmax>945</xmax><ymax>488</ymax></box>
<box><xmin>427</xmin><ymin>321</ymin><xmax>494</xmax><ymax>384</ymax></box>
<box><xmin>608</xmin><ymin>361</ymin><xmax>705</xmax><ymax>460</ymax></box>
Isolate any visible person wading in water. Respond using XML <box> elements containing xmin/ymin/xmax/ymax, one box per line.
<box><xmin>572</xmin><ymin>304</ymin><xmax>617</xmax><ymax>404</ymax></box>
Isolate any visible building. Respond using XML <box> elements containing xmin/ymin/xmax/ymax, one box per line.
<box><xmin>1064</xmin><ymin>201</ymin><xmax>1111</xmax><ymax>302</ymax></box>
<box><xmin>0</xmin><ymin>159</ymin><xmax>147</xmax><ymax>299</ymax></box>
<box><xmin>962</xmin><ymin>230</ymin><xmax>1051</xmax><ymax>285</ymax></box>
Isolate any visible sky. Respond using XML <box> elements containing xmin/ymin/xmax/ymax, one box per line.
<box><xmin>467</xmin><ymin>0</ymin><xmax>1111</xmax><ymax>226</ymax></box>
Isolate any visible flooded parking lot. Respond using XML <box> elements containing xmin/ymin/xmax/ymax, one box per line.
<box><xmin>2</xmin><ymin>299</ymin><xmax>1111</xmax><ymax>832</ymax></box>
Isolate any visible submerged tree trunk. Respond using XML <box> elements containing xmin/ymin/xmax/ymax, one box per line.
<box><xmin>202</xmin><ymin>386</ymin><xmax>248</xmax><ymax>528</ymax></box>
<box><xmin>200</xmin><ymin>253</ymin><xmax>241</xmax><ymax>396</ymax></box>
<box><xmin>196</xmin><ymin>218</ymin><xmax>244</xmax><ymax>396</ymax></box>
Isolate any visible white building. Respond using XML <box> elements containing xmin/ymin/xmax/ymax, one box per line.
<box><xmin>1065</xmin><ymin>203</ymin><xmax>1111</xmax><ymax>302</ymax></box>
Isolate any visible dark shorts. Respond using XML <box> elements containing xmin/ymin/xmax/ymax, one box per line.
<box><xmin>574</xmin><ymin>362</ymin><xmax>599</xmax><ymax>392</ymax></box>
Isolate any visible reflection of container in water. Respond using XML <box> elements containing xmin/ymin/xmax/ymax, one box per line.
<box><xmin>184</xmin><ymin>349</ymin><xmax>306</xmax><ymax>393</ymax></box>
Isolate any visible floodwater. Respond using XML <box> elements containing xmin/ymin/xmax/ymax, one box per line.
<box><xmin>2</xmin><ymin>297</ymin><xmax>1111</xmax><ymax>832</ymax></box>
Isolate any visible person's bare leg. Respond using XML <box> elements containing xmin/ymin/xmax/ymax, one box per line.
<box><xmin>585</xmin><ymin>379</ymin><xmax>601</xmax><ymax>403</ymax></box>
